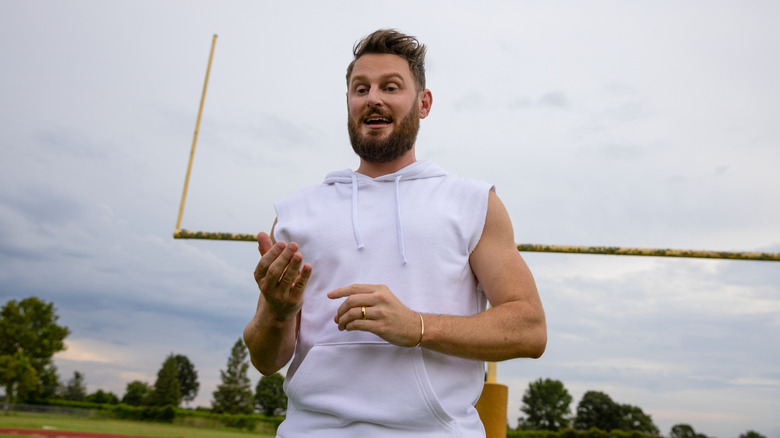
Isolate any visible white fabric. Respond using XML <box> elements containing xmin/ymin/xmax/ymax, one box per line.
<box><xmin>273</xmin><ymin>160</ymin><xmax>493</xmax><ymax>437</ymax></box>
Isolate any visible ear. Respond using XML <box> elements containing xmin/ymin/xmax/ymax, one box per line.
<box><xmin>418</xmin><ymin>89</ymin><xmax>433</xmax><ymax>119</ymax></box>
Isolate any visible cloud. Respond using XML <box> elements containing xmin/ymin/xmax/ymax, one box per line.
<box><xmin>2</xmin><ymin>3</ymin><xmax>779</xmax><ymax>437</ymax></box>
<box><xmin>538</xmin><ymin>92</ymin><xmax>569</xmax><ymax>109</ymax></box>
<box><xmin>58</xmin><ymin>339</ymin><xmax>126</xmax><ymax>365</ymax></box>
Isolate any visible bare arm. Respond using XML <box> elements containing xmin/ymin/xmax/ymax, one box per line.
<box><xmin>243</xmin><ymin>222</ymin><xmax>312</xmax><ymax>375</ymax></box>
<box><xmin>423</xmin><ymin>190</ymin><xmax>546</xmax><ymax>360</ymax></box>
<box><xmin>329</xmin><ymin>191</ymin><xmax>546</xmax><ymax>362</ymax></box>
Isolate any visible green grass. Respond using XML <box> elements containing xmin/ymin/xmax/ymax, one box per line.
<box><xmin>0</xmin><ymin>411</ymin><xmax>275</xmax><ymax>438</ymax></box>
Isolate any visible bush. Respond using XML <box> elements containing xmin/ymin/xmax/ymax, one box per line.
<box><xmin>153</xmin><ymin>405</ymin><xmax>177</xmax><ymax>423</ymax></box>
<box><xmin>9</xmin><ymin>400</ymin><xmax>283</xmax><ymax>434</ymax></box>
<box><xmin>220</xmin><ymin>413</ymin><xmax>258</xmax><ymax>430</ymax></box>
<box><xmin>508</xmin><ymin>430</ymin><xmax>660</xmax><ymax>438</ymax></box>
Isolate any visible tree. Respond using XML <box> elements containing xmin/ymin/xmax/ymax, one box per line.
<box><xmin>0</xmin><ymin>351</ymin><xmax>38</xmax><ymax>409</ymax></box>
<box><xmin>85</xmin><ymin>389</ymin><xmax>119</xmax><ymax>404</ymax></box>
<box><xmin>173</xmin><ymin>354</ymin><xmax>199</xmax><ymax>406</ymax></box>
<box><xmin>739</xmin><ymin>432</ymin><xmax>766</xmax><ymax>438</ymax></box>
<box><xmin>574</xmin><ymin>390</ymin><xmax>622</xmax><ymax>431</ymax></box>
<box><xmin>36</xmin><ymin>364</ymin><xmax>61</xmax><ymax>401</ymax></box>
<box><xmin>61</xmin><ymin>371</ymin><xmax>87</xmax><ymax>401</ymax></box>
<box><xmin>670</xmin><ymin>423</ymin><xmax>709</xmax><ymax>438</ymax></box>
<box><xmin>122</xmin><ymin>380</ymin><xmax>151</xmax><ymax>406</ymax></box>
<box><xmin>211</xmin><ymin>338</ymin><xmax>253</xmax><ymax>414</ymax></box>
<box><xmin>0</xmin><ymin>297</ymin><xmax>69</xmax><ymax>403</ymax></box>
<box><xmin>517</xmin><ymin>378</ymin><xmax>572</xmax><ymax>431</ymax></box>
<box><xmin>254</xmin><ymin>373</ymin><xmax>287</xmax><ymax>417</ymax></box>
<box><xmin>670</xmin><ymin>423</ymin><xmax>695</xmax><ymax>438</ymax></box>
<box><xmin>146</xmin><ymin>354</ymin><xmax>180</xmax><ymax>407</ymax></box>
<box><xmin>619</xmin><ymin>404</ymin><xmax>659</xmax><ymax>434</ymax></box>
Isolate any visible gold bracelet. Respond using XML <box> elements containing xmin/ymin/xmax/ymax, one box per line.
<box><xmin>415</xmin><ymin>313</ymin><xmax>425</xmax><ymax>347</ymax></box>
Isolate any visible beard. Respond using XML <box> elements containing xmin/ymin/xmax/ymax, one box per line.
<box><xmin>348</xmin><ymin>102</ymin><xmax>420</xmax><ymax>163</ymax></box>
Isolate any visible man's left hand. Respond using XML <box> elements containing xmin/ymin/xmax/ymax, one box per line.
<box><xmin>328</xmin><ymin>284</ymin><xmax>421</xmax><ymax>348</ymax></box>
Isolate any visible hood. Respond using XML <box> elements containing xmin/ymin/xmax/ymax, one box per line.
<box><xmin>322</xmin><ymin>160</ymin><xmax>447</xmax><ymax>265</ymax></box>
<box><xmin>322</xmin><ymin>159</ymin><xmax>447</xmax><ymax>185</ymax></box>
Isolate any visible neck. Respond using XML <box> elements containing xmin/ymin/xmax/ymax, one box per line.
<box><xmin>356</xmin><ymin>148</ymin><xmax>417</xmax><ymax>178</ymax></box>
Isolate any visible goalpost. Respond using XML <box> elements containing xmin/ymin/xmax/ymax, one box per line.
<box><xmin>172</xmin><ymin>35</ymin><xmax>780</xmax><ymax>438</ymax></box>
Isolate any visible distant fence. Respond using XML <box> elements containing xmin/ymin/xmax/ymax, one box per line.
<box><xmin>4</xmin><ymin>403</ymin><xmax>96</xmax><ymax>417</ymax></box>
<box><xmin>3</xmin><ymin>402</ymin><xmax>282</xmax><ymax>434</ymax></box>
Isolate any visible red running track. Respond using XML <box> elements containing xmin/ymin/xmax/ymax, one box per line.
<box><xmin>0</xmin><ymin>429</ymin><xmax>168</xmax><ymax>438</ymax></box>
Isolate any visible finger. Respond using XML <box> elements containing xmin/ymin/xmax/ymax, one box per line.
<box><xmin>337</xmin><ymin>306</ymin><xmax>371</xmax><ymax>331</ymax></box>
<box><xmin>265</xmin><ymin>242</ymin><xmax>298</xmax><ymax>283</ymax></box>
<box><xmin>334</xmin><ymin>294</ymin><xmax>376</xmax><ymax>321</ymax></box>
<box><xmin>257</xmin><ymin>232</ymin><xmax>274</xmax><ymax>256</ymax></box>
<box><xmin>291</xmin><ymin>264</ymin><xmax>312</xmax><ymax>297</ymax></box>
<box><xmin>278</xmin><ymin>251</ymin><xmax>304</xmax><ymax>287</ymax></box>
<box><xmin>254</xmin><ymin>240</ymin><xmax>287</xmax><ymax>280</ymax></box>
<box><xmin>327</xmin><ymin>284</ymin><xmax>376</xmax><ymax>299</ymax></box>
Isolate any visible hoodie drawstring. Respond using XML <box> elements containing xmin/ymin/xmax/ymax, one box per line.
<box><xmin>394</xmin><ymin>175</ymin><xmax>408</xmax><ymax>265</ymax></box>
<box><xmin>351</xmin><ymin>174</ymin><xmax>365</xmax><ymax>249</ymax></box>
<box><xmin>348</xmin><ymin>173</ymin><xmax>406</xmax><ymax>264</ymax></box>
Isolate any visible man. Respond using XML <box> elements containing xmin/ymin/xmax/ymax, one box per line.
<box><xmin>244</xmin><ymin>29</ymin><xmax>546</xmax><ymax>437</ymax></box>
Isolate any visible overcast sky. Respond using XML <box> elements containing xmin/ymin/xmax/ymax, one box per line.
<box><xmin>1</xmin><ymin>1</ymin><xmax>779</xmax><ymax>437</ymax></box>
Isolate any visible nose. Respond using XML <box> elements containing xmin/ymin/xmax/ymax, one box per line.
<box><xmin>366</xmin><ymin>87</ymin><xmax>382</xmax><ymax>107</ymax></box>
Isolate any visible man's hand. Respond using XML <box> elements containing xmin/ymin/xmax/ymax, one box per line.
<box><xmin>254</xmin><ymin>232</ymin><xmax>311</xmax><ymax>322</ymax></box>
<box><xmin>328</xmin><ymin>284</ymin><xmax>422</xmax><ymax>347</ymax></box>
<box><xmin>244</xmin><ymin>231</ymin><xmax>311</xmax><ymax>376</ymax></box>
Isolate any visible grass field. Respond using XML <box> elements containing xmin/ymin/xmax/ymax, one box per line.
<box><xmin>0</xmin><ymin>411</ymin><xmax>276</xmax><ymax>438</ymax></box>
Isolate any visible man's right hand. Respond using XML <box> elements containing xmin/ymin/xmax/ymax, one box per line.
<box><xmin>245</xmin><ymin>231</ymin><xmax>311</xmax><ymax>375</ymax></box>
<box><xmin>253</xmin><ymin>232</ymin><xmax>312</xmax><ymax>322</ymax></box>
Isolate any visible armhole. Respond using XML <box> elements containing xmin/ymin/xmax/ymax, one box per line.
<box><xmin>272</xmin><ymin>201</ymin><xmax>283</xmax><ymax>244</ymax></box>
<box><xmin>467</xmin><ymin>184</ymin><xmax>495</xmax><ymax>254</ymax></box>
<box><xmin>270</xmin><ymin>218</ymin><xmax>278</xmax><ymax>244</ymax></box>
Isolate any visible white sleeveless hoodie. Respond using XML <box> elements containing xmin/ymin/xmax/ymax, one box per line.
<box><xmin>273</xmin><ymin>160</ymin><xmax>493</xmax><ymax>437</ymax></box>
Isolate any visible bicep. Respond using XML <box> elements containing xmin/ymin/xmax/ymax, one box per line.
<box><xmin>469</xmin><ymin>191</ymin><xmax>539</xmax><ymax>307</ymax></box>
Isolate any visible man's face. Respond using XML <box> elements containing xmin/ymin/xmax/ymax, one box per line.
<box><xmin>346</xmin><ymin>54</ymin><xmax>427</xmax><ymax>163</ymax></box>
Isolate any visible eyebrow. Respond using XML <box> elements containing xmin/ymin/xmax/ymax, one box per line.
<box><xmin>350</xmin><ymin>73</ymin><xmax>406</xmax><ymax>86</ymax></box>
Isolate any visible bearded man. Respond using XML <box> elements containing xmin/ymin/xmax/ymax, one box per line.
<box><xmin>244</xmin><ymin>29</ymin><xmax>547</xmax><ymax>437</ymax></box>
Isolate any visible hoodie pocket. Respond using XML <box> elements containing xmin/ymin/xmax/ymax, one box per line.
<box><xmin>284</xmin><ymin>343</ymin><xmax>456</xmax><ymax>430</ymax></box>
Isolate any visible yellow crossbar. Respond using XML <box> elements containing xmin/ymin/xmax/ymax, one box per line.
<box><xmin>172</xmin><ymin>229</ymin><xmax>780</xmax><ymax>261</ymax></box>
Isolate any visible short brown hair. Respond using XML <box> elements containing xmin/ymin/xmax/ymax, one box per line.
<box><xmin>346</xmin><ymin>29</ymin><xmax>427</xmax><ymax>92</ymax></box>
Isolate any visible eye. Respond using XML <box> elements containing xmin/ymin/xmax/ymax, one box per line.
<box><xmin>355</xmin><ymin>85</ymin><xmax>368</xmax><ymax>94</ymax></box>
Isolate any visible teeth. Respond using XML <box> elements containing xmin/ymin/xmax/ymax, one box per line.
<box><xmin>366</xmin><ymin>117</ymin><xmax>390</xmax><ymax>123</ymax></box>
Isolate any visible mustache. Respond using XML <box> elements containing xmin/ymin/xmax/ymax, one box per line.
<box><xmin>355</xmin><ymin>108</ymin><xmax>393</xmax><ymax>121</ymax></box>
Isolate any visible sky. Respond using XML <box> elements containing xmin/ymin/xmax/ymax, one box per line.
<box><xmin>1</xmin><ymin>1</ymin><xmax>779</xmax><ymax>437</ymax></box>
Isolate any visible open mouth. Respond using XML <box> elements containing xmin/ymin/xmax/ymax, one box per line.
<box><xmin>364</xmin><ymin>116</ymin><xmax>392</xmax><ymax>126</ymax></box>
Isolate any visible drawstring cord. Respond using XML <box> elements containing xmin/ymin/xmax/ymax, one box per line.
<box><xmin>349</xmin><ymin>172</ymin><xmax>406</xmax><ymax>264</ymax></box>
<box><xmin>351</xmin><ymin>174</ymin><xmax>364</xmax><ymax>249</ymax></box>
<box><xmin>394</xmin><ymin>175</ymin><xmax>407</xmax><ymax>265</ymax></box>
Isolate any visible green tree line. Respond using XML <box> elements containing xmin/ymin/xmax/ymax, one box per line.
<box><xmin>0</xmin><ymin>297</ymin><xmax>285</xmax><ymax>417</ymax></box>
<box><xmin>1</xmin><ymin>297</ymin><xmax>768</xmax><ymax>437</ymax></box>
<box><xmin>514</xmin><ymin>377</ymin><xmax>766</xmax><ymax>438</ymax></box>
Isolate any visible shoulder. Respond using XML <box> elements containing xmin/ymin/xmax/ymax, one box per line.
<box><xmin>426</xmin><ymin>171</ymin><xmax>495</xmax><ymax>253</ymax></box>
<box><xmin>432</xmin><ymin>171</ymin><xmax>494</xmax><ymax>201</ymax></box>
<box><xmin>275</xmin><ymin>177</ymin><xmax>339</xmax><ymax>207</ymax></box>
<box><xmin>277</xmin><ymin>184</ymin><xmax>324</xmax><ymax>203</ymax></box>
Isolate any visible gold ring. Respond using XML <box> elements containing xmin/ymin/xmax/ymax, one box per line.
<box><xmin>361</xmin><ymin>306</ymin><xmax>366</xmax><ymax>320</ymax></box>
